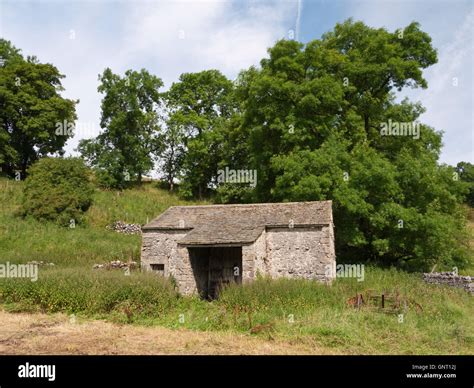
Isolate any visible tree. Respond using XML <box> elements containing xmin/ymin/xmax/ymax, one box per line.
<box><xmin>0</xmin><ymin>39</ymin><xmax>77</xmax><ymax>178</ymax></box>
<box><xmin>321</xmin><ymin>19</ymin><xmax>437</xmax><ymax>135</ymax></box>
<box><xmin>214</xmin><ymin>88</ymin><xmax>254</xmax><ymax>203</ymax></box>
<box><xmin>235</xmin><ymin>20</ymin><xmax>469</xmax><ymax>270</ymax></box>
<box><xmin>78</xmin><ymin>68</ymin><xmax>162</xmax><ymax>188</ymax></box>
<box><xmin>22</xmin><ymin>157</ymin><xmax>94</xmax><ymax>226</ymax></box>
<box><xmin>165</xmin><ymin>70</ymin><xmax>235</xmax><ymax>198</ymax></box>
<box><xmin>157</xmin><ymin>113</ymin><xmax>186</xmax><ymax>191</ymax></box>
<box><xmin>456</xmin><ymin>162</ymin><xmax>474</xmax><ymax>207</ymax></box>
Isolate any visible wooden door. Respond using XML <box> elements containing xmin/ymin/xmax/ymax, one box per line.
<box><xmin>207</xmin><ymin>247</ymin><xmax>242</xmax><ymax>299</ymax></box>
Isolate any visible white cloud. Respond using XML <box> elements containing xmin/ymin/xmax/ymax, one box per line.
<box><xmin>1</xmin><ymin>1</ymin><xmax>296</xmax><ymax>156</ymax></box>
<box><xmin>349</xmin><ymin>1</ymin><xmax>474</xmax><ymax>165</ymax></box>
<box><xmin>121</xmin><ymin>1</ymin><xmax>295</xmax><ymax>84</ymax></box>
<box><xmin>409</xmin><ymin>10</ymin><xmax>474</xmax><ymax>165</ymax></box>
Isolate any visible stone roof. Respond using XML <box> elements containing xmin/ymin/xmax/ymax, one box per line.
<box><xmin>142</xmin><ymin>201</ymin><xmax>333</xmax><ymax>246</ymax></box>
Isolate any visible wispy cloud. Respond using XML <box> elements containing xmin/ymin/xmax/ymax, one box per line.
<box><xmin>349</xmin><ymin>0</ymin><xmax>474</xmax><ymax>165</ymax></box>
<box><xmin>121</xmin><ymin>1</ymin><xmax>295</xmax><ymax>84</ymax></box>
<box><xmin>295</xmin><ymin>0</ymin><xmax>303</xmax><ymax>40</ymax></box>
<box><xmin>410</xmin><ymin>10</ymin><xmax>474</xmax><ymax>164</ymax></box>
<box><xmin>1</xmin><ymin>0</ymin><xmax>296</xmax><ymax>154</ymax></box>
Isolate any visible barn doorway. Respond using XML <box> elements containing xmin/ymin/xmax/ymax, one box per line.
<box><xmin>189</xmin><ymin>246</ymin><xmax>242</xmax><ymax>299</ymax></box>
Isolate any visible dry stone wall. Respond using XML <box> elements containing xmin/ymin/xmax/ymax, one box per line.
<box><xmin>423</xmin><ymin>272</ymin><xmax>473</xmax><ymax>294</ymax></box>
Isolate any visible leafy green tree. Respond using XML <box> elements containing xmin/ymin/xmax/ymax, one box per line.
<box><xmin>22</xmin><ymin>157</ymin><xmax>94</xmax><ymax>226</ymax></box>
<box><xmin>157</xmin><ymin>113</ymin><xmax>186</xmax><ymax>191</ymax></box>
<box><xmin>0</xmin><ymin>39</ymin><xmax>77</xmax><ymax>178</ymax></box>
<box><xmin>78</xmin><ymin>68</ymin><xmax>162</xmax><ymax>188</ymax></box>
<box><xmin>214</xmin><ymin>103</ymin><xmax>254</xmax><ymax>203</ymax></box>
<box><xmin>166</xmin><ymin>70</ymin><xmax>235</xmax><ymax>198</ymax></box>
<box><xmin>236</xmin><ymin>20</ymin><xmax>469</xmax><ymax>270</ymax></box>
<box><xmin>456</xmin><ymin>162</ymin><xmax>474</xmax><ymax>207</ymax></box>
<box><xmin>321</xmin><ymin>19</ymin><xmax>437</xmax><ymax>135</ymax></box>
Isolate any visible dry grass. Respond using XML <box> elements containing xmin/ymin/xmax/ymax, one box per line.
<box><xmin>0</xmin><ymin>309</ymin><xmax>338</xmax><ymax>355</ymax></box>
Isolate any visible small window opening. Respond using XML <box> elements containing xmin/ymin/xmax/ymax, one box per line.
<box><xmin>150</xmin><ymin>264</ymin><xmax>165</xmax><ymax>275</ymax></box>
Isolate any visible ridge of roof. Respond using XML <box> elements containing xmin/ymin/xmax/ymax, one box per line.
<box><xmin>166</xmin><ymin>200</ymin><xmax>332</xmax><ymax>210</ymax></box>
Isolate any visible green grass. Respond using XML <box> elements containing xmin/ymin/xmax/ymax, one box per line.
<box><xmin>0</xmin><ymin>177</ymin><xmax>473</xmax><ymax>354</ymax></box>
<box><xmin>86</xmin><ymin>183</ymin><xmax>210</xmax><ymax>228</ymax></box>
<box><xmin>0</xmin><ymin>179</ymin><xmax>206</xmax><ymax>267</ymax></box>
<box><xmin>216</xmin><ymin>269</ymin><xmax>474</xmax><ymax>354</ymax></box>
<box><xmin>0</xmin><ymin>268</ymin><xmax>178</xmax><ymax>316</ymax></box>
<box><xmin>0</xmin><ymin>266</ymin><xmax>471</xmax><ymax>354</ymax></box>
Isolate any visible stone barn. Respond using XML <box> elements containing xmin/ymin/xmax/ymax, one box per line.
<box><xmin>141</xmin><ymin>201</ymin><xmax>335</xmax><ymax>298</ymax></box>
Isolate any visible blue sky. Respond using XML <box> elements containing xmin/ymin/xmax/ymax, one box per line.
<box><xmin>0</xmin><ymin>0</ymin><xmax>472</xmax><ymax>165</ymax></box>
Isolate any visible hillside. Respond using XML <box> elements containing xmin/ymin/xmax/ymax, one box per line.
<box><xmin>0</xmin><ymin>178</ymin><xmax>473</xmax><ymax>355</ymax></box>
<box><xmin>0</xmin><ymin>179</ymin><xmax>207</xmax><ymax>266</ymax></box>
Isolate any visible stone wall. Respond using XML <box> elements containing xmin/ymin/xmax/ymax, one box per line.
<box><xmin>254</xmin><ymin>230</ymin><xmax>268</xmax><ymax>277</ymax></box>
<box><xmin>242</xmin><ymin>243</ymin><xmax>256</xmax><ymax>283</ymax></box>
<box><xmin>423</xmin><ymin>272</ymin><xmax>473</xmax><ymax>294</ymax></box>
<box><xmin>141</xmin><ymin>230</ymin><xmax>196</xmax><ymax>294</ymax></box>
<box><xmin>265</xmin><ymin>225</ymin><xmax>335</xmax><ymax>282</ymax></box>
<box><xmin>241</xmin><ymin>231</ymin><xmax>267</xmax><ymax>282</ymax></box>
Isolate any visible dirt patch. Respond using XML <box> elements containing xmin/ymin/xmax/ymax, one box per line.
<box><xmin>0</xmin><ymin>310</ymin><xmax>337</xmax><ymax>355</ymax></box>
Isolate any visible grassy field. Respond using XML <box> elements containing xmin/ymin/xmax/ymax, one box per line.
<box><xmin>0</xmin><ymin>179</ymin><xmax>206</xmax><ymax>267</ymax></box>
<box><xmin>0</xmin><ymin>178</ymin><xmax>473</xmax><ymax>354</ymax></box>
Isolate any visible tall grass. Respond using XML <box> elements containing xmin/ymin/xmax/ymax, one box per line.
<box><xmin>215</xmin><ymin>268</ymin><xmax>474</xmax><ymax>354</ymax></box>
<box><xmin>0</xmin><ymin>267</ymin><xmax>179</xmax><ymax>318</ymax></box>
<box><xmin>0</xmin><ymin>265</ymin><xmax>472</xmax><ymax>354</ymax></box>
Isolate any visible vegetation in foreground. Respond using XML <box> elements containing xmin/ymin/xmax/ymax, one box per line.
<box><xmin>0</xmin><ymin>266</ymin><xmax>472</xmax><ymax>355</ymax></box>
<box><xmin>0</xmin><ymin>178</ymin><xmax>473</xmax><ymax>354</ymax></box>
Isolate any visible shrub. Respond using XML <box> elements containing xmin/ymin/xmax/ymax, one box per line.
<box><xmin>22</xmin><ymin>157</ymin><xmax>94</xmax><ymax>226</ymax></box>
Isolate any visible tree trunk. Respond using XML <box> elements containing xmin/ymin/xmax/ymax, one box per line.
<box><xmin>364</xmin><ymin>115</ymin><xmax>370</xmax><ymax>134</ymax></box>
